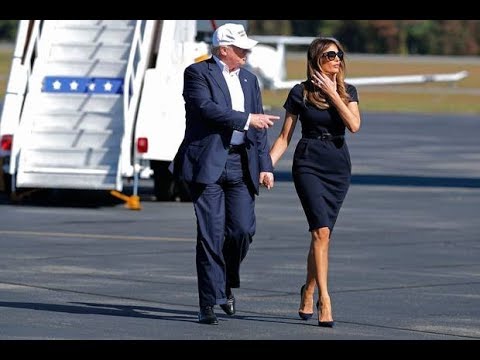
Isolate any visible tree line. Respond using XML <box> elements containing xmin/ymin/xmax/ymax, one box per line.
<box><xmin>250</xmin><ymin>20</ymin><xmax>480</xmax><ymax>56</ymax></box>
<box><xmin>1</xmin><ymin>20</ymin><xmax>478</xmax><ymax>55</ymax></box>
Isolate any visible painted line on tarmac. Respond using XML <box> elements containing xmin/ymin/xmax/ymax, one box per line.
<box><xmin>0</xmin><ymin>230</ymin><xmax>193</xmax><ymax>242</ymax></box>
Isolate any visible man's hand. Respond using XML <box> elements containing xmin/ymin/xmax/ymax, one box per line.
<box><xmin>259</xmin><ymin>172</ymin><xmax>274</xmax><ymax>190</ymax></box>
<box><xmin>249</xmin><ymin>114</ymin><xmax>280</xmax><ymax>129</ymax></box>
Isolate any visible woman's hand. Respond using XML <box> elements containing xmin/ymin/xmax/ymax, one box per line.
<box><xmin>311</xmin><ymin>71</ymin><xmax>337</xmax><ymax>98</ymax></box>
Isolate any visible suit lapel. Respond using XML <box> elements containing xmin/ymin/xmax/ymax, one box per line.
<box><xmin>207</xmin><ymin>58</ymin><xmax>232</xmax><ymax>108</ymax></box>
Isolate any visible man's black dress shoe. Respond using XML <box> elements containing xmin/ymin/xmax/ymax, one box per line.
<box><xmin>198</xmin><ymin>306</ymin><xmax>218</xmax><ymax>325</ymax></box>
<box><xmin>219</xmin><ymin>294</ymin><xmax>236</xmax><ymax>316</ymax></box>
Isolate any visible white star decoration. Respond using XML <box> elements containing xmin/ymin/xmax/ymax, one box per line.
<box><xmin>88</xmin><ymin>82</ymin><xmax>96</xmax><ymax>91</ymax></box>
<box><xmin>103</xmin><ymin>82</ymin><xmax>113</xmax><ymax>91</ymax></box>
<box><xmin>53</xmin><ymin>80</ymin><xmax>62</xmax><ymax>90</ymax></box>
<box><xmin>69</xmin><ymin>81</ymin><xmax>79</xmax><ymax>91</ymax></box>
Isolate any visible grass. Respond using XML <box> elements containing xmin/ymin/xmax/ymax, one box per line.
<box><xmin>0</xmin><ymin>47</ymin><xmax>13</xmax><ymax>96</ymax></box>
<box><xmin>263</xmin><ymin>54</ymin><xmax>480</xmax><ymax>114</ymax></box>
<box><xmin>1</xmin><ymin>47</ymin><xmax>479</xmax><ymax>114</ymax></box>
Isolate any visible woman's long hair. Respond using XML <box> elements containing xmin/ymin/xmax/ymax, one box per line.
<box><xmin>303</xmin><ymin>37</ymin><xmax>350</xmax><ymax>109</ymax></box>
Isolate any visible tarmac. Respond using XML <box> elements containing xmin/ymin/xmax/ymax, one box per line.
<box><xmin>0</xmin><ymin>111</ymin><xmax>479</xmax><ymax>343</ymax></box>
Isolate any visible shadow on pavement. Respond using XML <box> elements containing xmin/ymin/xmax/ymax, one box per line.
<box><xmin>0</xmin><ymin>300</ymin><xmax>304</xmax><ymax>327</ymax></box>
<box><xmin>274</xmin><ymin>171</ymin><xmax>480</xmax><ymax>188</ymax></box>
<box><xmin>0</xmin><ymin>185</ymin><xmax>157</xmax><ymax>207</ymax></box>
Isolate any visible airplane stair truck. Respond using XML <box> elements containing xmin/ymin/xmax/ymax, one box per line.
<box><xmin>0</xmin><ymin>20</ymin><xmax>209</xmax><ymax>204</ymax></box>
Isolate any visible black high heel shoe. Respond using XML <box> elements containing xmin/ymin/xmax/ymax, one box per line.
<box><xmin>317</xmin><ymin>300</ymin><xmax>335</xmax><ymax>328</ymax></box>
<box><xmin>298</xmin><ymin>284</ymin><xmax>314</xmax><ymax>320</ymax></box>
<box><xmin>318</xmin><ymin>320</ymin><xmax>335</xmax><ymax>328</ymax></box>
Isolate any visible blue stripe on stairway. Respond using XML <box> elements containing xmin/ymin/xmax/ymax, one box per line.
<box><xmin>43</xmin><ymin>76</ymin><xmax>124</xmax><ymax>94</ymax></box>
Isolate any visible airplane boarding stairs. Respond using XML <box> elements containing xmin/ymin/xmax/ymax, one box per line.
<box><xmin>14</xmin><ymin>20</ymin><xmax>136</xmax><ymax>191</ymax></box>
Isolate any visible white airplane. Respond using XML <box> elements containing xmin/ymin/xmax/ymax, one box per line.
<box><xmin>246</xmin><ymin>35</ymin><xmax>469</xmax><ymax>90</ymax></box>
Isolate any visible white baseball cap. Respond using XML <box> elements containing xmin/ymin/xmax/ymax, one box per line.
<box><xmin>212</xmin><ymin>23</ymin><xmax>258</xmax><ymax>50</ymax></box>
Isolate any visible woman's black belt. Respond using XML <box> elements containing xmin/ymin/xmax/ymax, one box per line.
<box><xmin>303</xmin><ymin>133</ymin><xmax>344</xmax><ymax>141</ymax></box>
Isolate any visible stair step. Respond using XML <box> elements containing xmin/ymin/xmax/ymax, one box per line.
<box><xmin>16</xmin><ymin>171</ymin><xmax>118</xmax><ymax>190</ymax></box>
<box><xmin>23</xmin><ymin>93</ymin><xmax>122</xmax><ymax>114</ymax></box>
<box><xmin>35</xmin><ymin>59</ymin><xmax>127</xmax><ymax>78</ymax></box>
<box><xmin>20</xmin><ymin>148</ymin><xmax>120</xmax><ymax>168</ymax></box>
<box><xmin>45</xmin><ymin>26</ymin><xmax>134</xmax><ymax>44</ymax></box>
<box><xmin>52</xmin><ymin>20</ymin><xmax>136</xmax><ymax>28</ymax></box>
<box><xmin>48</xmin><ymin>43</ymin><xmax>131</xmax><ymax>61</ymax></box>
<box><xmin>19</xmin><ymin>166</ymin><xmax>114</xmax><ymax>175</ymax></box>
<box><xmin>31</xmin><ymin>112</ymin><xmax>123</xmax><ymax>131</ymax></box>
<box><xmin>26</xmin><ymin>129</ymin><xmax>121</xmax><ymax>148</ymax></box>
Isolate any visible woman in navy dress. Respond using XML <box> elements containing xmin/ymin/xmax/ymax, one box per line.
<box><xmin>268</xmin><ymin>37</ymin><xmax>361</xmax><ymax>327</ymax></box>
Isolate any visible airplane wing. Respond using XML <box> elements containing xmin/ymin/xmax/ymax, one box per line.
<box><xmin>248</xmin><ymin>36</ymin><xmax>469</xmax><ymax>90</ymax></box>
<box><xmin>268</xmin><ymin>71</ymin><xmax>469</xmax><ymax>90</ymax></box>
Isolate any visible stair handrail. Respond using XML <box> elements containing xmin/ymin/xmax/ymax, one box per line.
<box><xmin>121</xmin><ymin>20</ymin><xmax>155</xmax><ymax>179</ymax></box>
<box><xmin>2</xmin><ymin>20</ymin><xmax>43</xmax><ymax>176</ymax></box>
<box><xmin>1</xmin><ymin>20</ymin><xmax>41</xmax><ymax>128</ymax></box>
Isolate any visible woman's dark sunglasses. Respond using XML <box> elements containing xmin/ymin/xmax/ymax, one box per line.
<box><xmin>322</xmin><ymin>50</ymin><xmax>344</xmax><ymax>61</ymax></box>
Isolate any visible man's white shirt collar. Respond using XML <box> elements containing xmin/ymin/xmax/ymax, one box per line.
<box><xmin>213</xmin><ymin>55</ymin><xmax>240</xmax><ymax>76</ymax></box>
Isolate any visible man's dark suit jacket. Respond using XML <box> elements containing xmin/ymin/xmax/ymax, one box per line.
<box><xmin>173</xmin><ymin>56</ymin><xmax>272</xmax><ymax>194</ymax></box>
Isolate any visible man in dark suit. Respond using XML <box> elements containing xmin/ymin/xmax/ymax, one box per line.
<box><xmin>172</xmin><ymin>23</ymin><xmax>280</xmax><ymax>325</ymax></box>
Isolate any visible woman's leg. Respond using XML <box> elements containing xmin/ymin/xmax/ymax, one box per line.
<box><xmin>299</xmin><ymin>246</ymin><xmax>316</xmax><ymax>314</ymax></box>
<box><xmin>311</xmin><ymin>227</ymin><xmax>333</xmax><ymax>322</ymax></box>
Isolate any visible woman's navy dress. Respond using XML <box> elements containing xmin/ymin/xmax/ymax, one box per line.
<box><xmin>283</xmin><ymin>83</ymin><xmax>359</xmax><ymax>232</ymax></box>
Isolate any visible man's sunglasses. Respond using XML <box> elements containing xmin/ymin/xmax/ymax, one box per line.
<box><xmin>322</xmin><ymin>50</ymin><xmax>344</xmax><ymax>61</ymax></box>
